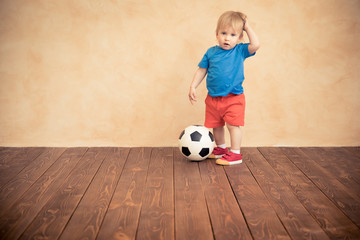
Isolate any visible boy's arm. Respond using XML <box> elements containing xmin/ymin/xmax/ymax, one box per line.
<box><xmin>189</xmin><ymin>67</ymin><xmax>207</xmax><ymax>105</ymax></box>
<box><xmin>244</xmin><ymin>21</ymin><xmax>260</xmax><ymax>55</ymax></box>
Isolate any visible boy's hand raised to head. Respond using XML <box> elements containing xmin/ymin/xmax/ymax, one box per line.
<box><xmin>243</xmin><ymin>20</ymin><xmax>249</xmax><ymax>32</ymax></box>
<box><xmin>243</xmin><ymin>19</ymin><xmax>260</xmax><ymax>55</ymax></box>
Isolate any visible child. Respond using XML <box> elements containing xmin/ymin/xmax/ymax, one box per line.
<box><xmin>189</xmin><ymin>11</ymin><xmax>260</xmax><ymax>165</ymax></box>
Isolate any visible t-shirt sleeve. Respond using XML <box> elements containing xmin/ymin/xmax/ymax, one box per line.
<box><xmin>239</xmin><ymin>43</ymin><xmax>256</xmax><ymax>59</ymax></box>
<box><xmin>198</xmin><ymin>51</ymin><xmax>209</xmax><ymax>69</ymax></box>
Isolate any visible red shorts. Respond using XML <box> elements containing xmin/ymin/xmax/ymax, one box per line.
<box><xmin>204</xmin><ymin>93</ymin><xmax>245</xmax><ymax>128</ymax></box>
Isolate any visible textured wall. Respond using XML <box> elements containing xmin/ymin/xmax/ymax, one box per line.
<box><xmin>0</xmin><ymin>0</ymin><xmax>359</xmax><ymax>146</ymax></box>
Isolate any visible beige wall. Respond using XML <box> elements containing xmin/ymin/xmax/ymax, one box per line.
<box><xmin>1</xmin><ymin>0</ymin><xmax>359</xmax><ymax>147</ymax></box>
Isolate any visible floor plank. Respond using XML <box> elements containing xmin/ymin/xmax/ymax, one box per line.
<box><xmin>244</xmin><ymin>148</ymin><xmax>330</xmax><ymax>240</ymax></box>
<box><xmin>259</xmin><ymin>147</ymin><xmax>360</xmax><ymax>239</ymax></box>
<box><xmin>300</xmin><ymin>147</ymin><xmax>360</xmax><ymax>192</ymax></box>
<box><xmin>224</xmin><ymin>154</ymin><xmax>290</xmax><ymax>240</ymax></box>
<box><xmin>0</xmin><ymin>148</ymin><xmax>65</xmax><ymax>213</ymax></box>
<box><xmin>345</xmin><ymin>147</ymin><xmax>360</xmax><ymax>158</ymax></box>
<box><xmin>0</xmin><ymin>147</ymin><xmax>45</xmax><ymax>187</ymax></box>
<box><xmin>136</xmin><ymin>148</ymin><xmax>174</xmax><ymax>240</ymax></box>
<box><xmin>96</xmin><ymin>147</ymin><xmax>152</xmax><ymax>240</ymax></box>
<box><xmin>199</xmin><ymin>156</ymin><xmax>252</xmax><ymax>240</ymax></box>
<box><xmin>19</xmin><ymin>147</ymin><xmax>110</xmax><ymax>239</ymax></box>
<box><xmin>59</xmin><ymin>147</ymin><xmax>130</xmax><ymax>240</ymax></box>
<box><xmin>0</xmin><ymin>147</ymin><xmax>359</xmax><ymax>240</ymax></box>
<box><xmin>174</xmin><ymin>148</ymin><xmax>213</xmax><ymax>240</ymax></box>
<box><xmin>0</xmin><ymin>147</ymin><xmax>88</xmax><ymax>240</ymax></box>
<box><xmin>281</xmin><ymin>147</ymin><xmax>360</xmax><ymax>228</ymax></box>
<box><xmin>0</xmin><ymin>148</ymin><xmax>24</xmax><ymax>167</ymax></box>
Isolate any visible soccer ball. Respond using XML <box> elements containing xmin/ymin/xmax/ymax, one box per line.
<box><xmin>178</xmin><ymin>125</ymin><xmax>215</xmax><ymax>161</ymax></box>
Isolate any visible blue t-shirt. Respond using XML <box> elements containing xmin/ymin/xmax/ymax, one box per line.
<box><xmin>198</xmin><ymin>43</ymin><xmax>255</xmax><ymax>97</ymax></box>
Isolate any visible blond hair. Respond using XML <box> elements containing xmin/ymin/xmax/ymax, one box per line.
<box><xmin>216</xmin><ymin>11</ymin><xmax>247</xmax><ymax>36</ymax></box>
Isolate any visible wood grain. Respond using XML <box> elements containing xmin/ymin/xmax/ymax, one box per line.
<box><xmin>19</xmin><ymin>147</ymin><xmax>110</xmax><ymax>240</ymax></box>
<box><xmin>0</xmin><ymin>147</ymin><xmax>88</xmax><ymax>240</ymax></box>
<box><xmin>345</xmin><ymin>147</ymin><xmax>360</xmax><ymax>158</ymax></box>
<box><xmin>0</xmin><ymin>147</ymin><xmax>45</xmax><ymax>187</ymax></box>
<box><xmin>136</xmin><ymin>148</ymin><xmax>174</xmax><ymax>240</ymax></box>
<box><xmin>300</xmin><ymin>147</ymin><xmax>360</xmax><ymax>192</ymax></box>
<box><xmin>224</xmin><ymin>154</ymin><xmax>290</xmax><ymax>240</ymax></box>
<box><xmin>0</xmin><ymin>148</ymin><xmax>65</xmax><ymax>212</ymax></box>
<box><xmin>0</xmin><ymin>148</ymin><xmax>65</xmax><ymax>213</ymax></box>
<box><xmin>199</xmin><ymin>158</ymin><xmax>252</xmax><ymax>240</ymax></box>
<box><xmin>259</xmin><ymin>147</ymin><xmax>360</xmax><ymax>239</ymax></box>
<box><xmin>174</xmin><ymin>148</ymin><xmax>213</xmax><ymax>240</ymax></box>
<box><xmin>59</xmin><ymin>147</ymin><xmax>130</xmax><ymax>240</ymax></box>
<box><xmin>281</xmin><ymin>147</ymin><xmax>360</xmax><ymax>228</ymax></box>
<box><xmin>0</xmin><ymin>148</ymin><xmax>24</xmax><ymax>167</ymax></box>
<box><xmin>244</xmin><ymin>148</ymin><xmax>330</xmax><ymax>240</ymax></box>
<box><xmin>97</xmin><ymin>147</ymin><xmax>152</xmax><ymax>240</ymax></box>
<box><xmin>0</xmin><ymin>147</ymin><xmax>359</xmax><ymax>239</ymax></box>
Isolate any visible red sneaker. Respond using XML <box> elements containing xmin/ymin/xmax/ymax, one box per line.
<box><xmin>216</xmin><ymin>152</ymin><xmax>242</xmax><ymax>165</ymax></box>
<box><xmin>208</xmin><ymin>147</ymin><xmax>228</xmax><ymax>159</ymax></box>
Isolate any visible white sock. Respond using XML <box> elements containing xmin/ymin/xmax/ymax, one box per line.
<box><xmin>231</xmin><ymin>149</ymin><xmax>240</xmax><ymax>154</ymax></box>
<box><xmin>217</xmin><ymin>144</ymin><xmax>226</xmax><ymax>149</ymax></box>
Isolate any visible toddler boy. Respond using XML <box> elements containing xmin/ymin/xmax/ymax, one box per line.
<box><xmin>189</xmin><ymin>11</ymin><xmax>260</xmax><ymax>165</ymax></box>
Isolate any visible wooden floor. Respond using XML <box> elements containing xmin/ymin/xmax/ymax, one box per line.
<box><xmin>0</xmin><ymin>147</ymin><xmax>359</xmax><ymax>239</ymax></box>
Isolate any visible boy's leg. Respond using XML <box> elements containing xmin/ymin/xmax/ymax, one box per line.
<box><xmin>216</xmin><ymin>124</ymin><xmax>243</xmax><ymax>165</ymax></box>
<box><xmin>226</xmin><ymin>123</ymin><xmax>242</xmax><ymax>152</ymax></box>
<box><xmin>215</xmin><ymin>94</ymin><xmax>244</xmax><ymax>165</ymax></box>
<box><xmin>208</xmin><ymin>126</ymin><xmax>228</xmax><ymax>158</ymax></box>
<box><xmin>213</xmin><ymin>126</ymin><xmax>225</xmax><ymax>146</ymax></box>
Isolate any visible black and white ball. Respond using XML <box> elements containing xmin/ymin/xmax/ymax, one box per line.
<box><xmin>178</xmin><ymin>125</ymin><xmax>215</xmax><ymax>161</ymax></box>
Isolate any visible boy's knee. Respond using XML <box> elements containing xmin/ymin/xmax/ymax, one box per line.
<box><xmin>226</xmin><ymin>123</ymin><xmax>240</xmax><ymax>129</ymax></box>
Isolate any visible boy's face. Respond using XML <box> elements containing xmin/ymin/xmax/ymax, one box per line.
<box><xmin>216</xmin><ymin>26</ymin><xmax>242</xmax><ymax>50</ymax></box>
